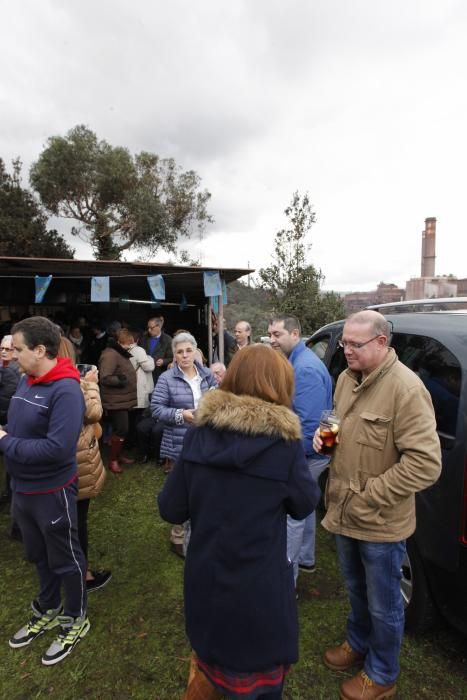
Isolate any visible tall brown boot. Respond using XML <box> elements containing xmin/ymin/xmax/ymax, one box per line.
<box><xmin>108</xmin><ymin>435</ymin><xmax>124</xmax><ymax>474</ymax></box>
<box><xmin>183</xmin><ymin>654</ymin><xmax>222</xmax><ymax>700</ymax></box>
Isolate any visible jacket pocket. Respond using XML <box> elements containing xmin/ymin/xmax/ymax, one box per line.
<box><xmin>356</xmin><ymin>411</ymin><xmax>391</xmax><ymax>451</ymax></box>
<box><xmin>342</xmin><ymin>472</ymin><xmax>385</xmax><ymax>529</ymax></box>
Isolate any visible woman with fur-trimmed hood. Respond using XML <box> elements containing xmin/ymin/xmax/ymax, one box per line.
<box><xmin>158</xmin><ymin>344</ymin><xmax>320</xmax><ymax>700</ymax></box>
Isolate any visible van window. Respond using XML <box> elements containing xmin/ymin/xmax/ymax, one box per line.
<box><xmin>308</xmin><ymin>335</ymin><xmax>330</xmax><ymax>360</ymax></box>
<box><xmin>328</xmin><ymin>345</ymin><xmax>348</xmax><ymax>390</ymax></box>
<box><xmin>391</xmin><ymin>333</ymin><xmax>461</xmax><ymax>439</ymax></box>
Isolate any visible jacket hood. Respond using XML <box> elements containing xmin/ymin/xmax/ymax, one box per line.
<box><xmin>197</xmin><ymin>390</ymin><xmax>301</xmax><ymax>440</ymax></box>
<box><xmin>27</xmin><ymin>357</ymin><xmax>80</xmax><ymax>385</ymax></box>
<box><xmin>183</xmin><ymin>390</ymin><xmax>302</xmax><ymax>478</ymax></box>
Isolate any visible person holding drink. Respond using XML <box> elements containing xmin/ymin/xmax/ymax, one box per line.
<box><xmin>318</xmin><ymin>410</ymin><xmax>340</xmax><ymax>454</ymax></box>
<box><xmin>313</xmin><ymin>310</ymin><xmax>441</xmax><ymax>700</ymax></box>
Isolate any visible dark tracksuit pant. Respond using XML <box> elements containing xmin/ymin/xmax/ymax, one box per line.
<box><xmin>12</xmin><ymin>479</ymin><xmax>87</xmax><ymax>619</ymax></box>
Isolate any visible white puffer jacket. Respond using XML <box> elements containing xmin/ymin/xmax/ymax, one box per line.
<box><xmin>130</xmin><ymin>345</ymin><xmax>155</xmax><ymax>408</ymax></box>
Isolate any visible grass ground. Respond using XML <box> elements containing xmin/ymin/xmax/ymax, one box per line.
<box><xmin>1</xmin><ymin>459</ymin><xmax>467</xmax><ymax>699</ymax></box>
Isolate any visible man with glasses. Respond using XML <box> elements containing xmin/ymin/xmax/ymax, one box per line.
<box><xmin>141</xmin><ymin>316</ymin><xmax>173</xmax><ymax>384</ymax></box>
<box><xmin>314</xmin><ymin>310</ymin><xmax>441</xmax><ymax>700</ymax></box>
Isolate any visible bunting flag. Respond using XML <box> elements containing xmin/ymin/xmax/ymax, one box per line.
<box><xmin>147</xmin><ymin>274</ymin><xmax>165</xmax><ymax>301</ymax></box>
<box><xmin>211</xmin><ymin>280</ymin><xmax>228</xmax><ymax>313</ymax></box>
<box><xmin>180</xmin><ymin>293</ymin><xmax>188</xmax><ymax>311</ymax></box>
<box><xmin>203</xmin><ymin>271</ymin><xmax>222</xmax><ymax>297</ymax></box>
<box><xmin>91</xmin><ymin>276</ymin><xmax>110</xmax><ymax>302</ymax></box>
<box><xmin>35</xmin><ymin>275</ymin><xmax>53</xmax><ymax>304</ymax></box>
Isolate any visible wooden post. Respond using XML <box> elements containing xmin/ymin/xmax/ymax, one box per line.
<box><xmin>218</xmin><ymin>292</ymin><xmax>224</xmax><ymax>364</ymax></box>
<box><xmin>207</xmin><ymin>300</ymin><xmax>213</xmax><ymax>365</ymax></box>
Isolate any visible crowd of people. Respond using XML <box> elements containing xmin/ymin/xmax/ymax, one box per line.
<box><xmin>0</xmin><ymin>309</ymin><xmax>442</xmax><ymax>700</ymax></box>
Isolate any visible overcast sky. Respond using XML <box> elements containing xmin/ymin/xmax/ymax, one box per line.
<box><xmin>1</xmin><ymin>0</ymin><xmax>466</xmax><ymax>291</ymax></box>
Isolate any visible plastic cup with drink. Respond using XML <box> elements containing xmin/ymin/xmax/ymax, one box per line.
<box><xmin>319</xmin><ymin>410</ymin><xmax>340</xmax><ymax>455</ymax></box>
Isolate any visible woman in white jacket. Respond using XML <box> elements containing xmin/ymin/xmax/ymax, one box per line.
<box><xmin>127</xmin><ymin>331</ymin><xmax>155</xmax><ymax>448</ymax></box>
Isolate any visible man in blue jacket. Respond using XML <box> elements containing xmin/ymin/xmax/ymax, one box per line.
<box><xmin>269</xmin><ymin>314</ymin><xmax>332</xmax><ymax>584</ymax></box>
<box><xmin>0</xmin><ymin>317</ymin><xmax>88</xmax><ymax>666</ymax></box>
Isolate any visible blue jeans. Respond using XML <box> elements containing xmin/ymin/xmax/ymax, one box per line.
<box><xmin>335</xmin><ymin>535</ymin><xmax>406</xmax><ymax>686</ymax></box>
<box><xmin>287</xmin><ymin>457</ymin><xmax>329</xmax><ymax>584</ymax></box>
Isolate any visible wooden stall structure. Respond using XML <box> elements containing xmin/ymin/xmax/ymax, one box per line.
<box><xmin>0</xmin><ymin>256</ymin><xmax>251</xmax><ymax>363</ymax></box>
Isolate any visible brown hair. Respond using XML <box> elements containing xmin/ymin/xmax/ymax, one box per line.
<box><xmin>57</xmin><ymin>336</ymin><xmax>76</xmax><ymax>363</ymax></box>
<box><xmin>117</xmin><ymin>328</ymin><xmax>134</xmax><ymax>345</ymax></box>
<box><xmin>221</xmin><ymin>343</ymin><xmax>294</xmax><ymax>407</ymax></box>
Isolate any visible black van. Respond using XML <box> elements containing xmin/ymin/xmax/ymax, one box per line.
<box><xmin>307</xmin><ymin>311</ymin><xmax>467</xmax><ymax>634</ymax></box>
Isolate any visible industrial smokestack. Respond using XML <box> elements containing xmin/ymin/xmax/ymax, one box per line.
<box><xmin>421</xmin><ymin>217</ymin><xmax>436</xmax><ymax>277</ymax></box>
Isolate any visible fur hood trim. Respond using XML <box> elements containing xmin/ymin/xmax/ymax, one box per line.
<box><xmin>196</xmin><ymin>390</ymin><xmax>302</xmax><ymax>442</ymax></box>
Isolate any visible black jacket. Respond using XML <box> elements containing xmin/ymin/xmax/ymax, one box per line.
<box><xmin>140</xmin><ymin>332</ymin><xmax>173</xmax><ymax>383</ymax></box>
<box><xmin>158</xmin><ymin>390</ymin><xmax>320</xmax><ymax>672</ymax></box>
<box><xmin>0</xmin><ymin>364</ymin><xmax>20</xmax><ymax>424</ymax></box>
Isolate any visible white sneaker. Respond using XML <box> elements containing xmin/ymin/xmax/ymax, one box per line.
<box><xmin>41</xmin><ymin>614</ymin><xmax>90</xmax><ymax>665</ymax></box>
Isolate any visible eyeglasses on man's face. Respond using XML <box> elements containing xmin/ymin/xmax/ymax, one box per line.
<box><xmin>147</xmin><ymin>325</ymin><xmax>160</xmax><ymax>331</ymax></box>
<box><xmin>0</xmin><ymin>346</ymin><xmax>13</xmax><ymax>352</ymax></box>
<box><xmin>338</xmin><ymin>335</ymin><xmax>381</xmax><ymax>350</ymax></box>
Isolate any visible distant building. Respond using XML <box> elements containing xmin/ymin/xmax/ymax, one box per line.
<box><xmin>344</xmin><ymin>282</ymin><xmax>404</xmax><ymax>314</ymax></box>
<box><xmin>376</xmin><ymin>282</ymin><xmax>405</xmax><ymax>305</ymax></box>
<box><xmin>344</xmin><ymin>291</ymin><xmax>377</xmax><ymax>314</ymax></box>
<box><xmin>405</xmin><ymin>217</ymin><xmax>460</xmax><ymax>299</ymax></box>
<box><xmin>406</xmin><ymin>275</ymin><xmax>458</xmax><ymax>301</ymax></box>
<box><xmin>344</xmin><ymin>217</ymin><xmax>466</xmax><ymax>312</ymax></box>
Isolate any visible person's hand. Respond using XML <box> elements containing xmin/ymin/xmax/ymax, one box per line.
<box><xmin>0</xmin><ymin>430</ymin><xmax>7</xmax><ymax>440</ymax></box>
<box><xmin>84</xmin><ymin>368</ymin><xmax>99</xmax><ymax>383</ymax></box>
<box><xmin>155</xmin><ymin>358</ymin><xmax>164</xmax><ymax>367</ymax></box>
<box><xmin>312</xmin><ymin>427</ymin><xmax>323</xmax><ymax>453</ymax></box>
<box><xmin>182</xmin><ymin>409</ymin><xmax>195</xmax><ymax>423</ymax></box>
<box><xmin>116</xmin><ymin>373</ymin><xmax>128</xmax><ymax>387</ymax></box>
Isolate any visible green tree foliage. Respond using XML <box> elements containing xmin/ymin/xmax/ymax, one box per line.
<box><xmin>30</xmin><ymin>125</ymin><xmax>213</xmax><ymax>260</ymax></box>
<box><xmin>259</xmin><ymin>191</ymin><xmax>345</xmax><ymax>333</ymax></box>
<box><xmin>224</xmin><ymin>280</ymin><xmax>273</xmax><ymax>338</ymax></box>
<box><xmin>0</xmin><ymin>158</ymin><xmax>74</xmax><ymax>259</ymax></box>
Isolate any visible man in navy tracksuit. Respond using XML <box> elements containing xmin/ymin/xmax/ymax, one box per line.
<box><xmin>0</xmin><ymin>317</ymin><xmax>88</xmax><ymax>665</ymax></box>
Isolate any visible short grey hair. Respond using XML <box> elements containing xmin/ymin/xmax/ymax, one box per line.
<box><xmin>236</xmin><ymin>321</ymin><xmax>251</xmax><ymax>332</ymax></box>
<box><xmin>172</xmin><ymin>332</ymin><xmax>197</xmax><ymax>353</ymax></box>
<box><xmin>346</xmin><ymin>311</ymin><xmax>390</xmax><ymax>339</ymax></box>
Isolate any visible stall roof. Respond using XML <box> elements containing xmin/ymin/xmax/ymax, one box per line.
<box><xmin>0</xmin><ymin>256</ymin><xmax>252</xmax><ymax>305</ymax></box>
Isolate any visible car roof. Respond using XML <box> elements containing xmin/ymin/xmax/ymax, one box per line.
<box><xmin>310</xmin><ymin>312</ymin><xmax>467</xmax><ymax>363</ymax></box>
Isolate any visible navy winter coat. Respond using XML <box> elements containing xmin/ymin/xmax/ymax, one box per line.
<box><xmin>158</xmin><ymin>389</ymin><xmax>320</xmax><ymax>672</ymax></box>
<box><xmin>151</xmin><ymin>361</ymin><xmax>217</xmax><ymax>461</ymax></box>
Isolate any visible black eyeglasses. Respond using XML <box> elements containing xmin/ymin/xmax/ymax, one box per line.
<box><xmin>0</xmin><ymin>347</ymin><xmax>13</xmax><ymax>352</ymax></box>
<box><xmin>338</xmin><ymin>335</ymin><xmax>381</xmax><ymax>350</ymax></box>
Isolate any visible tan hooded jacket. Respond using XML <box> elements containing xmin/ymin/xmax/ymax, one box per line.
<box><xmin>77</xmin><ymin>379</ymin><xmax>106</xmax><ymax>501</ymax></box>
<box><xmin>322</xmin><ymin>348</ymin><xmax>441</xmax><ymax>541</ymax></box>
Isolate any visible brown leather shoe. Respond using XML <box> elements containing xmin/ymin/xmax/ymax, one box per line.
<box><xmin>340</xmin><ymin>671</ymin><xmax>397</xmax><ymax>700</ymax></box>
<box><xmin>170</xmin><ymin>542</ymin><xmax>185</xmax><ymax>559</ymax></box>
<box><xmin>324</xmin><ymin>640</ymin><xmax>365</xmax><ymax>671</ymax></box>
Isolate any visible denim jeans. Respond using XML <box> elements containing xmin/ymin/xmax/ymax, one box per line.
<box><xmin>335</xmin><ymin>534</ymin><xmax>406</xmax><ymax>686</ymax></box>
<box><xmin>287</xmin><ymin>457</ymin><xmax>329</xmax><ymax>584</ymax></box>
